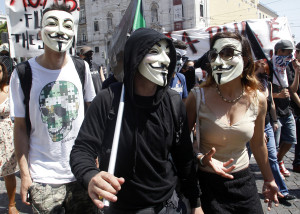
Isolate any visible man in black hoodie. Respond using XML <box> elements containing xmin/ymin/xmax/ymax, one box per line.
<box><xmin>70</xmin><ymin>28</ymin><xmax>203</xmax><ymax>213</ymax></box>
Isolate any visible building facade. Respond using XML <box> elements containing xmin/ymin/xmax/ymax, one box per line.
<box><xmin>79</xmin><ymin>0</ymin><xmax>209</xmax><ymax>66</ymax></box>
<box><xmin>78</xmin><ymin>0</ymin><xmax>276</xmax><ymax>67</ymax></box>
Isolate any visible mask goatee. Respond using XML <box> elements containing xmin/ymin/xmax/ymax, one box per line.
<box><xmin>58</xmin><ymin>42</ymin><xmax>62</xmax><ymax>52</ymax></box>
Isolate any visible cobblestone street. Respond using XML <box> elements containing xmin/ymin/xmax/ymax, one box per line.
<box><xmin>1</xmin><ymin>147</ymin><xmax>299</xmax><ymax>214</ymax></box>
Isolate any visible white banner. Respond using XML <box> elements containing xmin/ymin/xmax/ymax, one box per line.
<box><xmin>166</xmin><ymin>17</ymin><xmax>294</xmax><ymax>60</ymax></box>
<box><xmin>6</xmin><ymin>0</ymin><xmax>80</xmax><ymax>58</ymax></box>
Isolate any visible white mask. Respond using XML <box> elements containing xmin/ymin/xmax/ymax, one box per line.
<box><xmin>210</xmin><ymin>38</ymin><xmax>244</xmax><ymax>85</ymax></box>
<box><xmin>41</xmin><ymin>10</ymin><xmax>75</xmax><ymax>52</ymax></box>
<box><xmin>138</xmin><ymin>40</ymin><xmax>170</xmax><ymax>86</ymax></box>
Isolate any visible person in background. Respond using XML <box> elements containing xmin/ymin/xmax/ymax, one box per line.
<box><xmin>286</xmin><ymin>42</ymin><xmax>300</xmax><ymax>173</ymax></box>
<box><xmin>10</xmin><ymin>3</ymin><xmax>96</xmax><ymax>213</ymax></box>
<box><xmin>272</xmin><ymin>40</ymin><xmax>300</xmax><ymax>177</ymax></box>
<box><xmin>186</xmin><ymin>32</ymin><xmax>281</xmax><ymax>213</ymax></box>
<box><xmin>255</xmin><ymin>59</ymin><xmax>296</xmax><ymax>203</ymax></box>
<box><xmin>79</xmin><ymin>46</ymin><xmax>105</xmax><ymax>94</ymax></box>
<box><xmin>169</xmin><ymin>40</ymin><xmax>188</xmax><ymax>102</ymax></box>
<box><xmin>70</xmin><ymin>28</ymin><xmax>203</xmax><ymax>214</ymax></box>
<box><xmin>180</xmin><ymin>60</ymin><xmax>195</xmax><ymax>92</ymax></box>
<box><xmin>0</xmin><ymin>43</ymin><xmax>14</xmax><ymax>83</ymax></box>
<box><xmin>0</xmin><ymin>62</ymin><xmax>19</xmax><ymax>214</ymax></box>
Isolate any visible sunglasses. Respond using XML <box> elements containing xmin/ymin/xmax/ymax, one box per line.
<box><xmin>208</xmin><ymin>47</ymin><xmax>242</xmax><ymax>62</ymax></box>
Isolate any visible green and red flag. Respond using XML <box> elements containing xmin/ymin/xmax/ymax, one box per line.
<box><xmin>133</xmin><ymin>0</ymin><xmax>146</xmax><ymax>31</ymax></box>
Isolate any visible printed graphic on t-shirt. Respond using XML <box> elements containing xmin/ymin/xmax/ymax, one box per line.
<box><xmin>172</xmin><ymin>79</ymin><xmax>184</xmax><ymax>93</ymax></box>
<box><xmin>39</xmin><ymin>81</ymin><xmax>80</xmax><ymax>142</ymax></box>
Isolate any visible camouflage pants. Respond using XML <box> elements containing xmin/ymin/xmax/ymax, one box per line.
<box><xmin>29</xmin><ymin>181</ymin><xmax>98</xmax><ymax>214</ymax></box>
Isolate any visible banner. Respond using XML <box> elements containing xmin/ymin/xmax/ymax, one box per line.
<box><xmin>6</xmin><ymin>0</ymin><xmax>80</xmax><ymax>58</ymax></box>
<box><xmin>166</xmin><ymin>17</ymin><xmax>294</xmax><ymax>61</ymax></box>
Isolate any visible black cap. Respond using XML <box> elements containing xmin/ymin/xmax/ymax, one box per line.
<box><xmin>274</xmin><ymin>40</ymin><xmax>294</xmax><ymax>52</ymax></box>
<box><xmin>296</xmin><ymin>43</ymin><xmax>300</xmax><ymax>51</ymax></box>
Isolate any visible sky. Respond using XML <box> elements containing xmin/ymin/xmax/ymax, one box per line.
<box><xmin>0</xmin><ymin>0</ymin><xmax>299</xmax><ymax>43</ymax></box>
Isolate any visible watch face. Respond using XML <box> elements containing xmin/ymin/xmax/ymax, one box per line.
<box><xmin>210</xmin><ymin>38</ymin><xmax>244</xmax><ymax>85</ymax></box>
<box><xmin>138</xmin><ymin>39</ymin><xmax>170</xmax><ymax>86</ymax></box>
<box><xmin>41</xmin><ymin>10</ymin><xmax>75</xmax><ymax>52</ymax></box>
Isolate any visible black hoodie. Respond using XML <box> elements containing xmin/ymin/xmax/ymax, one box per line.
<box><xmin>70</xmin><ymin>28</ymin><xmax>201</xmax><ymax>210</ymax></box>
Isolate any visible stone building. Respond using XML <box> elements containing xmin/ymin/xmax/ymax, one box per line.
<box><xmin>78</xmin><ymin>0</ymin><xmax>276</xmax><ymax>67</ymax></box>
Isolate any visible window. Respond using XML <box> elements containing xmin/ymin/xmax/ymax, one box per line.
<box><xmin>82</xmin><ymin>33</ymin><xmax>86</xmax><ymax>42</ymax></box>
<box><xmin>94</xmin><ymin>21</ymin><xmax>99</xmax><ymax>31</ymax></box>
<box><xmin>200</xmin><ymin>4</ymin><xmax>204</xmax><ymax>17</ymax></box>
<box><xmin>107</xmin><ymin>13</ymin><xmax>113</xmax><ymax>30</ymax></box>
<box><xmin>151</xmin><ymin>4</ymin><xmax>158</xmax><ymax>23</ymax></box>
<box><xmin>259</xmin><ymin>13</ymin><xmax>261</xmax><ymax>19</ymax></box>
<box><xmin>95</xmin><ymin>47</ymin><xmax>99</xmax><ymax>53</ymax></box>
<box><xmin>79</xmin><ymin>6</ymin><xmax>86</xmax><ymax>23</ymax></box>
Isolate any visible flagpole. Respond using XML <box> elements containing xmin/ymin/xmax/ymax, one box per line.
<box><xmin>103</xmin><ymin>84</ymin><xmax>125</xmax><ymax>207</ymax></box>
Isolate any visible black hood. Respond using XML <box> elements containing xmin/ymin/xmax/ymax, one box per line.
<box><xmin>123</xmin><ymin>28</ymin><xmax>176</xmax><ymax>108</ymax></box>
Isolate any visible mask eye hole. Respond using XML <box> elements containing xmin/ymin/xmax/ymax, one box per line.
<box><xmin>219</xmin><ymin>47</ymin><xmax>235</xmax><ymax>61</ymax></box>
<box><xmin>208</xmin><ymin>47</ymin><xmax>241</xmax><ymax>62</ymax></box>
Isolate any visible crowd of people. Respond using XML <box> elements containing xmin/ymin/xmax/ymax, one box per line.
<box><xmin>0</xmin><ymin>2</ymin><xmax>300</xmax><ymax>214</ymax></box>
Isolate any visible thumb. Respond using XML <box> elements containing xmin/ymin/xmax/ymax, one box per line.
<box><xmin>206</xmin><ymin>147</ymin><xmax>216</xmax><ymax>158</ymax></box>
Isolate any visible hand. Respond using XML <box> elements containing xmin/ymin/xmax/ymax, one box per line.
<box><xmin>272</xmin><ymin>123</ymin><xmax>278</xmax><ymax>132</ymax></box>
<box><xmin>192</xmin><ymin>207</ymin><xmax>204</xmax><ymax>214</ymax></box>
<box><xmin>278</xmin><ymin>89</ymin><xmax>290</xmax><ymax>98</ymax></box>
<box><xmin>20</xmin><ymin>175</ymin><xmax>32</xmax><ymax>205</ymax></box>
<box><xmin>200</xmin><ymin>147</ymin><xmax>236</xmax><ymax>179</ymax></box>
<box><xmin>292</xmin><ymin>59</ymin><xmax>300</xmax><ymax>72</ymax></box>
<box><xmin>88</xmin><ymin>171</ymin><xmax>125</xmax><ymax>209</ymax></box>
<box><xmin>262</xmin><ymin>180</ymin><xmax>284</xmax><ymax>211</ymax></box>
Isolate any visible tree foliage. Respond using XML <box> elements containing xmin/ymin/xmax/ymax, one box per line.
<box><xmin>0</xmin><ymin>22</ymin><xmax>8</xmax><ymax>44</ymax></box>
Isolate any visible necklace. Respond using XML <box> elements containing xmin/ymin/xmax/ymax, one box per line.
<box><xmin>216</xmin><ymin>85</ymin><xmax>244</xmax><ymax>103</ymax></box>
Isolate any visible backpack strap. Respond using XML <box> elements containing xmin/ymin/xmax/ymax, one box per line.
<box><xmin>71</xmin><ymin>56</ymin><xmax>85</xmax><ymax>93</ymax></box>
<box><xmin>15</xmin><ymin>61</ymin><xmax>32</xmax><ymax>136</ymax></box>
<box><xmin>191</xmin><ymin>87</ymin><xmax>204</xmax><ymax>153</ymax></box>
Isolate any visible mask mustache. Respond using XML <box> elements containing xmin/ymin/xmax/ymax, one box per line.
<box><xmin>49</xmin><ymin>34</ymin><xmax>69</xmax><ymax>41</ymax></box>
<box><xmin>213</xmin><ymin>65</ymin><xmax>233</xmax><ymax>71</ymax></box>
<box><xmin>149</xmin><ymin>63</ymin><xmax>168</xmax><ymax>71</ymax></box>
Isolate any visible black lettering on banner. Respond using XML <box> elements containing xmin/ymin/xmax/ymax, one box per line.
<box><xmin>22</xmin><ymin>31</ymin><xmax>30</xmax><ymax>49</ymax></box>
<box><xmin>11</xmin><ymin>34</ymin><xmax>21</xmax><ymax>43</ymax></box>
<box><xmin>24</xmin><ymin>13</ymin><xmax>33</xmax><ymax>27</ymax></box>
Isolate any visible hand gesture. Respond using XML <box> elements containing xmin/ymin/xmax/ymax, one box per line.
<box><xmin>20</xmin><ymin>175</ymin><xmax>32</xmax><ymax>205</ymax></box>
<box><xmin>88</xmin><ymin>171</ymin><xmax>125</xmax><ymax>209</ymax></box>
<box><xmin>262</xmin><ymin>180</ymin><xmax>284</xmax><ymax>211</ymax></box>
<box><xmin>200</xmin><ymin>147</ymin><xmax>236</xmax><ymax>179</ymax></box>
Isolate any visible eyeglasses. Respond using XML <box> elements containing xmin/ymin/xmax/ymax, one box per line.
<box><xmin>208</xmin><ymin>47</ymin><xmax>242</xmax><ymax>62</ymax></box>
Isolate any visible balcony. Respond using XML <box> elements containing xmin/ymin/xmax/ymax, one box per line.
<box><xmin>77</xmin><ymin>40</ymin><xmax>88</xmax><ymax>46</ymax></box>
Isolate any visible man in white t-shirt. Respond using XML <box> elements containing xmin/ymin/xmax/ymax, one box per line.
<box><xmin>9</xmin><ymin>3</ymin><xmax>96</xmax><ymax>213</ymax></box>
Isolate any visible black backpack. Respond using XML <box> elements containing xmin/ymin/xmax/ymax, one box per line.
<box><xmin>15</xmin><ymin>56</ymin><xmax>86</xmax><ymax>136</ymax></box>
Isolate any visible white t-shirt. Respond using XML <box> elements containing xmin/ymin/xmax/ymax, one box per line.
<box><xmin>10</xmin><ymin>55</ymin><xmax>96</xmax><ymax>184</ymax></box>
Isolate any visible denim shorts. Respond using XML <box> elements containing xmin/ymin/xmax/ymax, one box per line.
<box><xmin>277</xmin><ymin>113</ymin><xmax>297</xmax><ymax>145</ymax></box>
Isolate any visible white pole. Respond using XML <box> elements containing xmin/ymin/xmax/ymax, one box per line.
<box><xmin>103</xmin><ymin>84</ymin><xmax>125</xmax><ymax>207</ymax></box>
